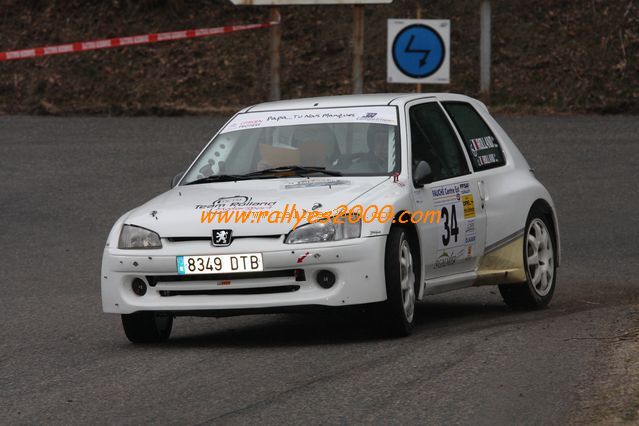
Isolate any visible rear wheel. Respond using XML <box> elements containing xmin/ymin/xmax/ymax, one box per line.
<box><xmin>121</xmin><ymin>311</ymin><xmax>173</xmax><ymax>343</ymax></box>
<box><xmin>499</xmin><ymin>209</ymin><xmax>556</xmax><ymax>308</ymax></box>
<box><xmin>383</xmin><ymin>227</ymin><xmax>417</xmax><ymax>336</ymax></box>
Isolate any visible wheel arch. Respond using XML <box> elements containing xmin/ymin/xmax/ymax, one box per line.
<box><xmin>529</xmin><ymin>198</ymin><xmax>561</xmax><ymax>266</ymax></box>
<box><xmin>391</xmin><ymin>210</ymin><xmax>425</xmax><ymax>300</ymax></box>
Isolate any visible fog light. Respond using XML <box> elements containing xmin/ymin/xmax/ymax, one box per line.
<box><xmin>316</xmin><ymin>270</ymin><xmax>336</xmax><ymax>289</ymax></box>
<box><xmin>131</xmin><ymin>278</ymin><xmax>147</xmax><ymax>296</ymax></box>
<box><xmin>294</xmin><ymin>269</ymin><xmax>306</xmax><ymax>282</ymax></box>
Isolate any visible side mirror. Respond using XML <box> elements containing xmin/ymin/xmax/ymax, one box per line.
<box><xmin>413</xmin><ymin>161</ymin><xmax>433</xmax><ymax>188</ymax></box>
<box><xmin>171</xmin><ymin>172</ymin><xmax>184</xmax><ymax>188</ymax></box>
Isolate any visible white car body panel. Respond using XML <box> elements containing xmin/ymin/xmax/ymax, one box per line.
<box><xmin>122</xmin><ymin>176</ymin><xmax>390</xmax><ymax>238</ymax></box>
<box><xmin>101</xmin><ymin>93</ymin><xmax>560</xmax><ymax>315</ymax></box>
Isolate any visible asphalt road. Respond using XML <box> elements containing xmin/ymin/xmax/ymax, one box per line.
<box><xmin>1</xmin><ymin>115</ymin><xmax>638</xmax><ymax>424</ymax></box>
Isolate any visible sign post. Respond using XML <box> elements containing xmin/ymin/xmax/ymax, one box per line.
<box><xmin>352</xmin><ymin>5</ymin><xmax>365</xmax><ymax>94</ymax></box>
<box><xmin>387</xmin><ymin>19</ymin><xmax>450</xmax><ymax>85</ymax></box>
<box><xmin>479</xmin><ymin>0</ymin><xmax>491</xmax><ymax>99</ymax></box>
<box><xmin>269</xmin><ymin>8</ymin><xmax>281</xmax><ymax>101</ymax></box>
<box><xmin>415</xmin><ymin>2</ymin><xmax>422</xmax><ymax>93</ymax></box>
<box><xmin>229</xmin><ymin>0</ymin><xmax>392</xmax><ymax>100</ymax></box>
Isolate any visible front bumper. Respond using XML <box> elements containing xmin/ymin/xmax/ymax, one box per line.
<box><xmin>101</xmin><ymin>236</ymin><xmax>387</xmax><ymax>314</ymax></box>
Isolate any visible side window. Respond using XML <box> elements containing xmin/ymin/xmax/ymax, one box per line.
<box><xmin>409</xmin><ymin>102</ymin><xmax>469</xmax><ymax>182</ymax></box>
<box><xmin>443</xmin><ymin>102</ymin><xmax>506</xmax><ymax>171</ymax></box>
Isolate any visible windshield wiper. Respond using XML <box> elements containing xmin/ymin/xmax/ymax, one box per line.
<box><xmin>184</xmin><ymin>166</ymin><xmax>342</xmax><ymax>185</ymax></box>
<box><xmin>184</xmin><ymin>174</ymin><xmax>248</xmax><ymax>185</ymax></box>
<box><xmin>243</xmin><ymin>166</ymin><xmax>343</xmax><ymax>177</ymax></box>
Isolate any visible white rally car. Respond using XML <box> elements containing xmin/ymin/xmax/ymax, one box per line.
<box><xmin>102</xmin><ymin>94</ymin><xmax>560</xmax><ymax>343</ymax></box>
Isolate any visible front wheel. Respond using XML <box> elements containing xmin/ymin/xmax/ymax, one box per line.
<box><xmin>121</xmin><ymin>311</ymin><xmax>173</xmax><ymax>343</ymax></box>
<box><xmin>499</xmin><ymin>209</ymin><xmax>557</xmax><ymax>309</ymax></box>
<box><xmin>383</xmin><ymin>227</ymin><xmax>417</xmax><ymax>336</ymax></box>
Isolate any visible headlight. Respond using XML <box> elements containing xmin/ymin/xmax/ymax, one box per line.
<box><xmin>118</xmin><ymin>225</ymin><xmax>162</xmax><ymax>249</ymax></box>
<box><xmin>285</xmin><ymin>218</ymin><xmax>361</xmax><ymax>244</ymax></box>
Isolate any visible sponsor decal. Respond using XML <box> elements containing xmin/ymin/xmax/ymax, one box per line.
<box><xmin>432</xmin><ymin>182</ymin><xmax>477</xmax><ymax>260</ymax></box>
<box><xmin>221</xmin><ymin>107</ymin><xmax>398</xmax><ymax>134</ymax></box>
<box><xmin>434</xmin><ymin>247</ymin><xmax>471</xmax><ymax>269</ymax></box>
<box><xmin>462</xmin><ymin>194</ymin><xmax>475</xmax><ymax>219</ymax></box>
<box><xmin>356</xmin><ymin>111</ymin><xmax>396</xmax><ymax>124</ymax></box>
<box><xmin>431</xmin><ymin>181</ymin><xmax>471</xmax><ymax>206</ymax></box>
<box><xmin>464</xmin><ymin>219</ymin><xmax>476</xmax><ymax>244</ymax></box>
<box><xmin>282</xmin><ymin>179</ymin><xmax>350</xmax><ymax>189</ymax></box>
<box><xmin>225</xmin><ymin>119</ymin><xmax>264</xmax><ymax>132</ymax></box>
<box><xmin>465</xmin><ymin>220</ymin><xmax>475</xmax><ymax>234</ymax></box>
<box><xmin>434</xmin><ymin>248</ymin><xmax>464</xmax><ymax>268</ymax></box>
<box><xmin>459</xmin><ymin>182</ymin><xmax>471</xmax><ymax>194</ymax></box>
<box><xmin>434</xmin><ymin>251</ymin><xmax>456</xmax><ymax>268</ymax></box>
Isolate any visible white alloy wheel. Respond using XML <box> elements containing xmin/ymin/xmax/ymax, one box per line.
<box><xmin>399</xmin><ymin>237</ymin><xmax>416</xmax><ymax>322</ymax></box>
<box><xmin>526</xmin><ymin>218</ymin><xmax>554</xmax><ymax>297</ymax></box>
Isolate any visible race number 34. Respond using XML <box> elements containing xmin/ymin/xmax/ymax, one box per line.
<box><xmin>441</xmin><ymin>204</ymin><xmax>459</xmax><ymax>246</ymax></box>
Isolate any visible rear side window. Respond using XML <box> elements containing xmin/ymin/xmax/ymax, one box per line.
<box><xmin>443</xmin><ymin>102</ymin><xmax>505</xmax><ymax>171</ymax></box>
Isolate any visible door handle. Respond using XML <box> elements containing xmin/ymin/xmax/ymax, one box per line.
<box><xmin>478</xmin><ymin>180</ymin><xmax>486</xmax><ymax>201</ymax></box>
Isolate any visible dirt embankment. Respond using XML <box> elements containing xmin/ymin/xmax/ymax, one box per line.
<box><xmin>0</xmin><ymin>0</ymin><xmax>637</xmax><ymax>115</ymax></box>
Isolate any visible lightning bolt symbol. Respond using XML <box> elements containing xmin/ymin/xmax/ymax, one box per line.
<box><xmin>405</xmin><ymin>34</ymin><xmax>430</xmax><ymax>67</ymax></box>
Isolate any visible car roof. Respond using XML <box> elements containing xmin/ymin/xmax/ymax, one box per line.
<box><xmin>243</xmin><ymin>93</ymin><xmax>478</xmax><ymax>113</ymax></box>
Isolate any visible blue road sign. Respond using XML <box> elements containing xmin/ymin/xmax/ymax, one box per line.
<box><xmin>392</xmin><ymin>24</ymin><xmax>445</xmax><ymax>79</ymax></box>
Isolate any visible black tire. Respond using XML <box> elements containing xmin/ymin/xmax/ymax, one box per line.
<box><xmin>382</xmin><ymin>226</ymin><xmax>418</xmax><ymax>337</ymax></box>
<box><xmin>499</xmin><ymin>207</ymin><xmax>557</xmax><ymax>309</ymax></box>
<box><xmin>121</xmin><ymin>311</ymin><xmax>173</xmax><ymax>343</ymax></box>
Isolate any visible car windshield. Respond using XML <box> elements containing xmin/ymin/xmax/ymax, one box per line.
<box><xmin>181</xmin><ymin>106</ymin><xmax>400</xmax><ymax>184</ymax></box>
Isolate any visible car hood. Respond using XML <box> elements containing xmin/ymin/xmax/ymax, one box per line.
<box><xmin>124</xmin><ymin>176</ymin><xmax>390</xmax><ymax>237</ymax></box>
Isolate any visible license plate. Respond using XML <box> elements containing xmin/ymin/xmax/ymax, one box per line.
<box><xmin>176</xmin><ymin>253</ymin><xmax>263</xmax><ymax>275</ymax></box>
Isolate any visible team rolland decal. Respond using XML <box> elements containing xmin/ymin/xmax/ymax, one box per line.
<box><xmin>468</xmin><ymin>136</ymin><xmax>501</xmax><ymax>166</ymax></box>
<box><xmin>195</xmin><ymin>195</ymin><xmax>277</xmax><ymax>211</ymax></box>
<box><xmin>431</xmin><ymin>182</ymin><xmax>476</xmax><ymax>268</ymax></box>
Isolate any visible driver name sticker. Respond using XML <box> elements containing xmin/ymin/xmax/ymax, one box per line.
<box><xmin>468</xmin><ymin>135</ymin><xmax>502</xmax><ymax>166</ymax></box>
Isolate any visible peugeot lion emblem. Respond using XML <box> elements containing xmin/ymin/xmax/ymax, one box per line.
<box><xmin>212</xmin><ymin>229</ymin><xmax>233</xmax><ymax>247</ymax></box>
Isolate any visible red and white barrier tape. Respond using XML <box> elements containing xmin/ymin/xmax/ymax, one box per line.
<box><xmin>0</xmin><ymin>17</ymin><xmax>280</xmax><ymax>62</ymax></box>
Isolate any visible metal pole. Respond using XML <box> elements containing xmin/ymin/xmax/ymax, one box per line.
<box><xmin>479</xmin><ymin>0</ymin><xmax>491</xmax><ymax>98</ymax></box>
<box><xmin>270</xmin><ymin>7</ymin><xmax>281</xmax><ymax>101</ymax></box>
<box><xmin>352</xmin><ymin>4</ymin><xmax>364</xmax><ymax>94</ymax></box>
